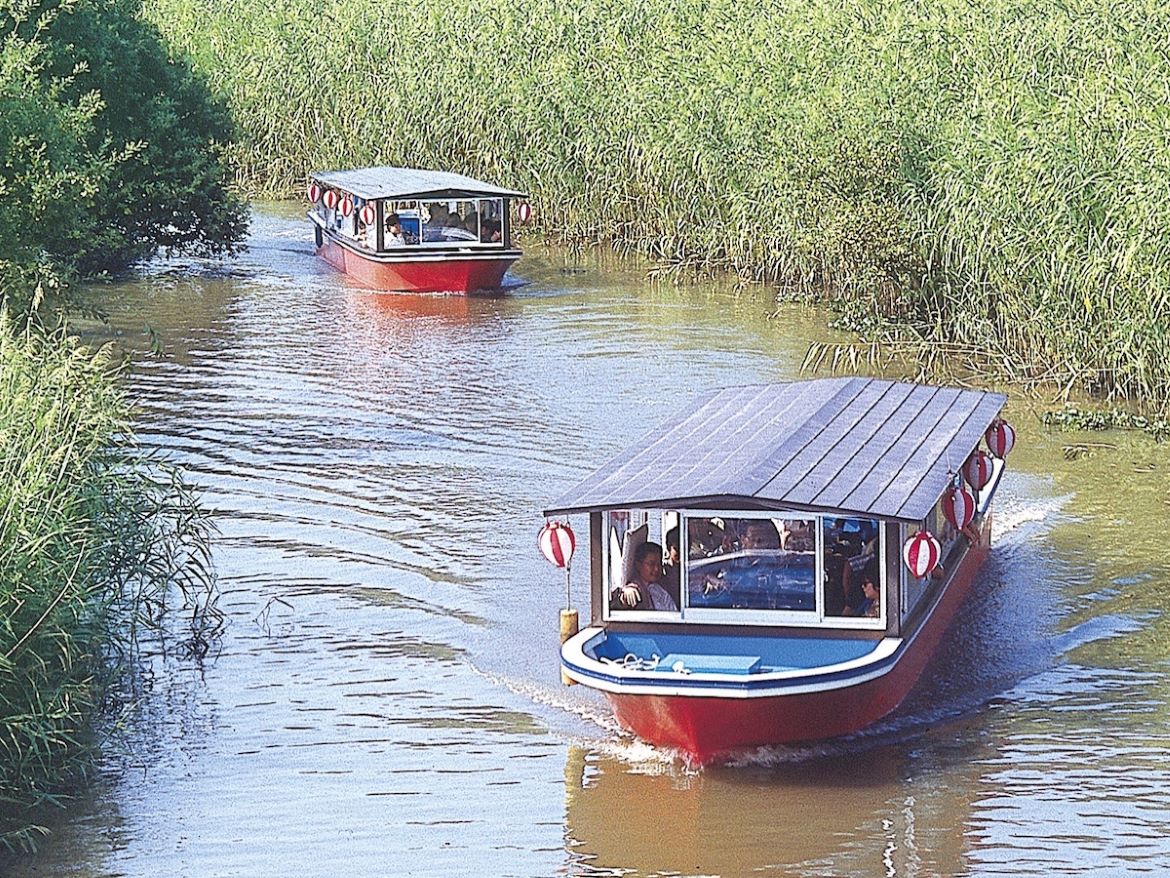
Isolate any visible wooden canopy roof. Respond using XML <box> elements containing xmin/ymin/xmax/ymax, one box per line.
<box><xmin>310</xmin><ymin>167</ymin><xmax>527</xmax><ymax>201</ymax></box>
<box><xmin>544</xmin><ymin>377</ymin><xmax>1007</xmax><ymax>523</ymax></box>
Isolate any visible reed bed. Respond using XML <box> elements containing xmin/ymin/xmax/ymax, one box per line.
<box><xmin>0</xmin><ymin>317</ymin><xmax>217</xmax><ymax>851</ymax></box>
<box><xmin>146</xmin><ymin>0</ymin><xmax>1170</xmax><ymax>411</ymax></box>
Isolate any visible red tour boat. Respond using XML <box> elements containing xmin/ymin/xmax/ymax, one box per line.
<box><xmin>307</xmin><ymin>167</ymin><xmax>527</xmax><ymax>294</ymax></box>
<box><xmin>543</xmin><ymin>377</ymin><xmax>1014</xmax><ymax>763</ymax></box>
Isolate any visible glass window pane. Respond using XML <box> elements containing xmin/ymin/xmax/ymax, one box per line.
<box><xmin>383</xmin><ymin>201</ymin><xmax>419</xmax><ymax>246</ymax></box>
<box><xmin>606</xmin><ymin>510</ymin><xmax>678</xmax><ymax>615</ymax></box>
<box><xmin>420</xmin><ymin>200</ymin><xmax>479</xmax><ymax>244</ymax></box>
<box><xmin>685</xmin><ymin>516</ymin><xmax>815</xmax><ymax>612</ymax></box>
<box><xmin>823</xmin><ymin>516</ymin><xmax>881</xmax><ymax>618</ymax></box>
<box><xmin>477</xmin><ymin>198</ymin><xmax>503</xmax><ymax>243</ymax></box>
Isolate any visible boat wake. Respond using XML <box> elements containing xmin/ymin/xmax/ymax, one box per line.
<box><xmin>1051</xmin><ymin>613</ymin><xmax>1146</xmax><ymax>654</ymax></box>
<box><xmin>470</xmin><ymin>665</ymin><xmax>622</xmax><ymax>735</ymax></box>
<box><xmin>472</xmin><ymin>665</ymin><xmax>694</xmax><ymax>769</ymax></box>
<box><xmin>992</xmin><ymin>490</ymin><xmax>1076</xmax><ymax>541</ymax></box>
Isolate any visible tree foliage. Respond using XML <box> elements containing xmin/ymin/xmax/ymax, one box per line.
<box><xmin>0</xmin><ymin>0</ymin><xmax>247</xmax><ymax>316</ymax></box>
<box><xmin>0</xmin><ymin>0</ymin><xmax>229</xmax><ymax>845</ymax></box>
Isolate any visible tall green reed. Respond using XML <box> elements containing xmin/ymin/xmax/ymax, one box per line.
<box><xmin>146</xmin><ymin>0</ymin><xmax>1170</xmax><ymax>411</ymax></box>
<box><xmin>0</xmin><ymin>314</ymin><xmax>218</xmax><ymax>851</ymax></box>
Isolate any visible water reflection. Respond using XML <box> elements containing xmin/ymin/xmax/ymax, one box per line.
<box><xmin>562</xmin><ymin>744</ymin><xmax>973</xmax><ymax>877</ymax></box>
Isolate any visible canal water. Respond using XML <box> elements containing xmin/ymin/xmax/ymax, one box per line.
<box><xmin>7</xmin><ymin>204</ymin><xmax>1170</xmax><ymax>876</ymax></box>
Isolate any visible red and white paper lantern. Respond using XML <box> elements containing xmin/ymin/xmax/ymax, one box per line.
<box><xmin>517</xmin><ymin>202</ymin><xmax>534</xmax><ymax>224</ymax></box>
<box><xmin>339</xmin><ymin>196</ymin><xmax>355</xmax><ymax>217</ymax></box>
<box><xmin>538</xmin><ymin>521</ymin><xmax>575</xmax><ymax>569</ymax></box>
<box><xmin>963</xmin><ymin>449</ymin><xmax>994</xmax><ymax>491</ymax></box>
<box><xmin>903</xmin><ymin>530</ymin><xmax>942</xmax><ymax>579</ymax></box>
<box><xmin>941</xmin><ymin>484</ymin><xmax>977</xmax><ymax>531</ymax></box>
<box><xmin>322</xmin><ymin>189</ymin><xmax>339</xmax><ymax>210</ymax></box>
<box><xmin>307</xmin><ymin>182</ymin><xmax>322</xmax><ymax>203</ymax></box>
<box><xmin>359</xmin><ymin>203</ymin><xmax>376</xmax><ymax>226</ymax></box>
<box><xmin>985</xmin><ymin>418</ymin><xmax>1016</xmax><ymax>459</ymax></box>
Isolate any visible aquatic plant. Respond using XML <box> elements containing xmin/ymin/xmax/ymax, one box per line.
<box><xmin>1043</xmin><ymin>406</ymin><xmax>1170</xmax><ymax>441</ymax></box>
<box><xmin>144</xmin><ymin>0</ymin><xmax>1170</xmax><ymax>412</ymax></box>
<box><xmin>0</xmin><ymin>315</ymin><xmax>219</xmax><ymax>851</ymax></box>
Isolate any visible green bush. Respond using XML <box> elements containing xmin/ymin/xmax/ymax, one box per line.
<box><xmin>0</xmin><ymin>0</ymin><xmax>248</xmax><ymax>315</ymax></box>
<box><xmin>145</xmin><ymin>0</ymin><xmax>1170</xmax><ymax>411</ymax></box>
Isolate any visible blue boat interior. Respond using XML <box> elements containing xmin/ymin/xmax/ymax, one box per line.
<box><xmin>586</xmin><ymin>630</ymin><xmax>880</xmax><ymax>675</ymax></box>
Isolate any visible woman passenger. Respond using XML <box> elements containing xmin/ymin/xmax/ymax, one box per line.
<box><xmin>610</xmin><ymin>542</ymin><xmax>678</xmax><ymax>612</ymax></box>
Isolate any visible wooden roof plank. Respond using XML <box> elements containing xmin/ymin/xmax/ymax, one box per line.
<box><xmin>865</xmin><ymin>388</ymin><xmax>992</xmax><ymax>519</ymax></box>
<box><xmin>738</xmin><ymin>378</ymin><xmax>868</xmax><ymax>495</ymax></box>
<box><xmin>672</xmin><ymin>380</ymin><xmax>853</xmax><ymax>500</ymax></box>
<box><xmin>755</xmin><ymin>379</ymin><xmax>892</xmax><ymax>502</ymax></box>
<box><xmin>836</xmin><ymin>387</ymin><xmax>964</xmax><ymax>516</ymax></box>
<box><xmin>543</xmin><ymin>378</ymin><xmax>1008</xmax><ymax>520</ymax></box>
<box><xmin>593</xmin><ymin>385</ymin><xmax>768</xmax><ymax>506</ymax></box>
<box><xmin>802</xmin><ymin>381</ymin><xmax>925</xmax><ymax>509</ymax></box>
<box><xmin>559</xmin><ymin>387</ymin><xmax>726</xmax><ymax>508</ymax></box>
<box><xmin>565</xmin><ymin>381</ymin><xmax>845</xmax><ymax>511</ymax></box>
<box><xmin>894</xmin><ymin>392</ymin><xmax>1007</xmax><ymax>519</ymax></box>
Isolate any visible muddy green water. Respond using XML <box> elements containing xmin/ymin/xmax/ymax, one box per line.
<box><xmin>6</xmin><ymin>204</ymin><xmax>1170</xmax><ymax>877</ymax></box>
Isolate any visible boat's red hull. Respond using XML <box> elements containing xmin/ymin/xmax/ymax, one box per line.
<box><xmin>603</xmin><ymin>527</ymin><xmax>991</xmax><ymax>762</ymax></box>
<box><xmin>316</xmin><ymin>236</ymin><xmax>518</xmax><ymax>294</ymax></box>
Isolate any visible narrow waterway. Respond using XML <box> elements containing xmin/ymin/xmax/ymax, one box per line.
<box><xmin>7</xmin><ymin>203</ymin><xmax>1170</xmax><ymax>877</ymax></box>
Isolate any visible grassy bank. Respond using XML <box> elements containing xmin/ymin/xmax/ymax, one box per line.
<box><xmin>146</xmin><ymin>0</ymin><xmax>1169</xmax><ymax>411</ymax></box>
<box><xmin>0</xmin><ymin>318</ymin><xmax>216</xmax><ymax>850</ymax></box>
<box><xmin>0</xmin><ymin>0</ymin><xmax>243</xmax><ymax>848</ymax></box>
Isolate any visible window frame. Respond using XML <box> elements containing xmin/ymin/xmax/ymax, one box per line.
<box><xmin>417</xmin><ymin>198</ymin><xmax>507</xmax><ymax>249</ymax></box>
<box><xmin>601</xmin><ymin>507</ymin><xmax>887</xmax><ymax>629</ymax></box>
<box><xmin>600</xmin><ymin>508</ymin><xmax>677</xmax><ymax>623</ymax></box>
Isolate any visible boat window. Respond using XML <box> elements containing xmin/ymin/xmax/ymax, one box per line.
<box><xmin>822</xmin><ymin>516</ymin><xmax>880</xmax><ymax>618</ymax></box>
<box><xmin>901</xmin><ymin>515</ymin><xmax>934</xmax><ymax>624</ymax></box>
<box><xmin>357</xmin><ymin>199</ymin><xmax>377</xmax><ymax>249</ymax></box>
<box><xmin>685</xmin><ymin>516</ymin><xmax>816</xmax><ymax>613</ymax></box>
<box><xmin>603</xmin><ymin>509</ymin><xmax>680</xmax><ymax>618</ymax></box>
<box><xmin>412</xmin><ymin>199</ymin><xmax>505</xmax><ymax>246</ymax></box>
<box><xmin>420</xmin><ymin>200</ymin><xmax>479</xmax><ymax>245</ymax></box>
<box><xmin>476</xmin><ymin>198</ymin><xmax>504</xmax><ymax>244</ymax></box>
<box><xmin>381</xmin><ymin>201</ymin><xmax>420</xmax><ymax>247</ymax></box>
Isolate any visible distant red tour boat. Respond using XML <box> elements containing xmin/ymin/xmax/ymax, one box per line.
<box><xmin>307</xmin><ymin>167</ymin><xmax>528</xmax><ymax>294</ymax></box>
<box><xmin>543</xmin><ymin>377</ymin><xmax>1013</xmax><ymax>763</ymax></box>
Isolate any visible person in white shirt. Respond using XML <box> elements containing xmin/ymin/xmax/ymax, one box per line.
<box><xmin>384</xmin><ymin>213</ymin><xmax>406</xmax><ymax>247</ymax></box>
<box><xmin>611</xmin><ymin>541</ymin><xmax>678</xmax><ymax>612</ymax></box>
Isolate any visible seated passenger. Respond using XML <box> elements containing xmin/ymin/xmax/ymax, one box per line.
<box><xmin>781</xmin><ymin>520</ymin><xmax>815</xmax><ymax>552</ymax></box>
<box><xmin>740</xmin><ymin>521</ymin><xmax>780</xmax><ymax>551</ymax></box>
<box><xmin>384</xmin><ymin>214</ymin><xmax>406</xmax><ymax>247</ymax></box>
<box><xmin>422</xmin><ymin>204</ymin><xmax>448</xmax><ymax>242</ymax></box>
<box><xmin>480</xmin><ymin>219</ymin><xmax>502</xmax><ymax>243</ymax></box>
<box><xmin>845</xmin><ymin>561</ymin><xmax>881</xmax><ymax>617</ymax></box>
<box><xmin>823</xmin><ymin>547</ymin><xmax>848</xmax><ymax>616</ymax></box>
<box><xmin>859</xmin><ymin>576</ymin><xmax>880</xmax><ymax>618</ymax></box>
<box><xmin>687</xmin><ymin>518</ymin><xmax>730</xmax><ymax>558</ymax></box>
<box><xmin>440</xmin><ymin>214</ymin><xmax>477</xmax><ymax>241</ymax></box>
<box><xmin>662</xmin><ymin>527</ymin><xmax>681</xmax><ymax>607</ymax></box>
<box><xmin>610</xmin><ymin>541</ymin><xmax>678</xmax><ymax>612</ymax></box>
